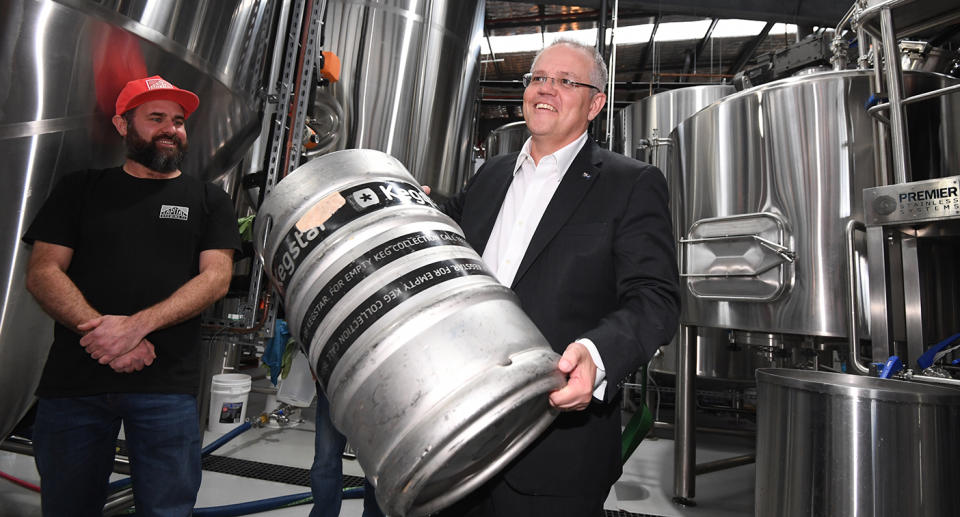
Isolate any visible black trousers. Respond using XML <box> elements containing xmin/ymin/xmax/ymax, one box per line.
<box><xmin>434</xmin><ymin>475</ymin><xmax>605</xmax><ymax>517</ymax></box>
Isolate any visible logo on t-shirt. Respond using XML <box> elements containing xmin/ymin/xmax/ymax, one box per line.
<box><xmin>159</xmin><ymin>204</ymin><xmax>189</xmax><ymax>221</ymax></box>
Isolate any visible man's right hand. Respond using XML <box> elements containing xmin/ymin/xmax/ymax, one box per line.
<box><xmin>108</xmin><ymin>339</ymin><xmax>156</xmax><ymax>373</ymax></box>
<box><xmin>78</xmin><ymin>314</ymin><xmax>148</xmax><ymax>363</ymax></box>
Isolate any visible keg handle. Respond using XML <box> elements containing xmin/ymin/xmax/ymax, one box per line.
<box><xmin>255</xmin><ymin>214</ymin><xmax>273</xmax><ymax>269</ymax></box>
<box><xmin>845</xmin><ymin>219</ymin><xmax>870</xmax><ymax>375</ymax></box>
<box><xmin>253</xmin><ymin>214</ymin><xmax>284</xmax><ymax>297</ymax></box>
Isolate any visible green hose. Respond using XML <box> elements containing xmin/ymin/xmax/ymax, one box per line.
<box><xmin>621</xmin><ymin>365</ymin><xmax>654</xmax><ymax>466</ymax></box>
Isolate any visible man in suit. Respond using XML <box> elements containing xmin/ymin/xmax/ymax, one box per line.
<box><xmin>438</xmin><ymin>40</ymin><xmax>680</xmax><ymax>516</ymax></box>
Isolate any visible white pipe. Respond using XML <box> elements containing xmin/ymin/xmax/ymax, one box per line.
<box><xmin>605</xmin><ymin>0</ymin><xmax>619</xmax><ymax>149</ymax></box>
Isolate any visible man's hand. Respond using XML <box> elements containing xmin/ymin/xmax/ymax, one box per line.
<box><xmin>78</xmin><ymin>315</ymin><xmax>147</xmax><ymax>364</ymax></box>
<box><xmin>548</xmin><ymin>342</ymin><xmax>597</xmax><ymax>411</ymax></box>
<box><xmin>108</xmin><ymin>339</ymin><xmax>157</xmax><ymax>373</ymax></box>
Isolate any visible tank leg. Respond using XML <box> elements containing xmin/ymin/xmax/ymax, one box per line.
<box><xmin>673</xmin><ymin>324</ymin><xmax>697</xmax><ymax>506</ymax></box>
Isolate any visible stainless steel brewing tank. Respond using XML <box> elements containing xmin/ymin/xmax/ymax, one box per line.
<box><xmin>756</xmin><ymin>368</ymin><xmax>960</xmax><ymax>516</ymax></box>
<box><xmin>671</xmin><ymin>70</ymin><xmax>958</xmax><ymax>337</ymax></box>
<box><xmin>484</xmin><ymin>121</ymin><xmax>529</xmax><ymax>158</ymax></box>
<box><xmin>322</xmin><ymin>0</ymin><xmax>484</xmax><ymax>197</ymax></box>
<box><xmin>617</xmin><ymin>85</ymin><xmax>734</xmax><ymax>167</ymax></box>
<box><xmin>609</xmin><ymin>86</ymin><xmax>734</xmax><ymax>379</ymax></box>
<box><xmin>0</xmin><ymin>0</ymin><xmax>273</xmax><ymax>440</ymax></box>
<box><xmin>254</xmin><ymin>149</ymin><xmax>564</xmax><ymax>517</ymax></box>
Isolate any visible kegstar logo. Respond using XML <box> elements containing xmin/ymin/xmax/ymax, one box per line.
<box><xmin>349</xmin><ymin>188</ymin><xmax>379</xmax><ymax>210</ymax></box>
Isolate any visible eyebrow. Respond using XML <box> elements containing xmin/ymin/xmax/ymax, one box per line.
<box><xmin>532</xmin><ymin>70</ymin><xmax>582</xmax><ymax>81</ymax></box>
<box><xmin>146</xmin><ymin>111</ymin><xmax>185</xmax><ymax>121</ymax></box>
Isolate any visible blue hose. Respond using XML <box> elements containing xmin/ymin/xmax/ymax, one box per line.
<box><xmin>202</xmin><ymin>421</ymin><xmax>253</xmax><ymax>457</ymax></box>
<box><xmin>193</xmin><ymin>491</ymin><xmax>313</xmax><ymax>516</ymax></box>
<box><xmin>192</xmin><ymin>486</ymin><xmax>364</xmax><ymax>517</ymax></box>
<box><xmin>109</xmin><ymin>476</ymin><xmax>132</xmax><ymax>493</ymax></box>
<box><xmin>107</xmin><ymin>421</ymin><xmax>366</xmax><ymax>517</ymax></box>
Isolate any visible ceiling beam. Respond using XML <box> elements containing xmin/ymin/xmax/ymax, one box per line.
<box><xmin>726</xmin><ymin>21</ymin><xmax>774</xmax><ymax>75</ymax></box>
<box><xmin>484</xmin><ymin>9</ymin><xmax>657</xmax><ymax>31</ymax></box>
<box><xmin>493</xmin><ymin>0</ymin><xmax>850</xmax><ymax>26</ymax></box>
<box><xmin>693</xmin><ymin>18</ymin><xmax>719</xmax><ymax>62</ymax></box>
<box><xmin>635</xmin><ymin>16</ymin><xmax>661</xmax><ymax>77</ymax></box>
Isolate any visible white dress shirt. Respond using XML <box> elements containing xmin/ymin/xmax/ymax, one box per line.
<box><xmin>481</xmin><ymin>131</ymin><xmax>608</xmax><ymax>398</ymax></box>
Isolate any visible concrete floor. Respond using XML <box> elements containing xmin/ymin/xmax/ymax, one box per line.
<box><xmin>0</xmin><ymin>377</ymin><xmax>756</xmax><ymax>517</ymax></box>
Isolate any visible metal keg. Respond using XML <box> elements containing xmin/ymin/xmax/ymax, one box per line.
<box><xmin>254</xmin><ymin>149</ymin><xmax>564</xmax><ymax>516</ymax></box>
<box><xmin>756</xmin><ymin>368</ymin><xmax>960</xmax><ymax>517</ymax></box>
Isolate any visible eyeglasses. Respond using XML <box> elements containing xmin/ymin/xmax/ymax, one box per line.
<box><xmin>522</xmin><ymin>73</ymin><xmax>600</xmax><ymax>92</ymax></box>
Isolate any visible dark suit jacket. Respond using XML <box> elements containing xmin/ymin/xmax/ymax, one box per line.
<box><xmin>442</xmin><ymin>139</ymin><xmax>680</xmax><ymax>499</ymax></box>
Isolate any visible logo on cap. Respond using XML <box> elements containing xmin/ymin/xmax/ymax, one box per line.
<box><xmin>145</xmin><ymin>78</ymin><xmax>175</xmax><ymax>91</ymax></box>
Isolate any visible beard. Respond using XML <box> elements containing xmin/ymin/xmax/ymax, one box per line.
<box><xmin>125</xmin><ymin>123</ymin><xmax>188</xmax><ymax>173</ymax></box>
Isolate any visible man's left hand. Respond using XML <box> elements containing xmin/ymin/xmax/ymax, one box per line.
<box><xmin>78</xmin><ymin>314</ymin><xmax>146</xmax><ymax>364</ymax></box>
<box><xmin>548</xmin><ymin>342</ymin><xmax>597</xmax><ymax>411</ymax></box>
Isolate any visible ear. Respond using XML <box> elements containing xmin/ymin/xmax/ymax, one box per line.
<box><xmin>112</xmin><ymin>114</ymin><xmax>128</xmax><ymax>137</ymax></box>
<box><xmin>586</xmin><ymin>92</ymin><xmax>607</xmax><ymax>122</ymax></box>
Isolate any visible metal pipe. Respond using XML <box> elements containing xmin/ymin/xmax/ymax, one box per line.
<box><xmin>879</xmin><ymin>7</ymin><xmax>911</xmax><ymax>184</ymax></box>
<box><xmin>102</xmin><ymin>488</ymin><xmax>136</xmax><ymax>516</ymax></box>
<box><xmin>0</xmin><ymin>439</ymin><xmax>33</xmax><ymax>456</ymax></box>
<box><xmin>901</xmin><ymin>235</ymin><xmax>925</xmax><ymax>365</ymax></box>
<box><xmin>605</xmin><ymin>0</ymin><xmax>619</xmax><ymax>150</ymax></box>
<box><xmin>867</xmin><ymin>226</ymin><xmax>894</xmax><ymax>363</ymax></box>
<box><xmin>865</xmin><ymin>33</ymin><xmax>891</xmax><ymax>186</ymax></box>
<box><xmin>868</xmin><ymin>83</ymin><xmax>960</xmax><ymax>123</ymax></box>
<box><xmin>597</xmin><ymin>0</ymin><xmax>607</xmax><ymax>59</ymax></box>
<box><xmin>695</xmin><ymin>454</ymin><xmax>756</xmax><ymax>475</ymax></box>
<box><xmin>830</xmin><ymin>2</ymin><xmax>858</xmax><ymax>71</ymax></box>
<box><xmin>0</xmin><ymin>437</ymin><xmax>131</xmax><ymax>474</ymax></box>
<box><xmin>907</xmin><ymin>374</ymin><xmax>960</xmax><ymax>388</ymax></box>
<box><xmin>479</xmin><ymin>80</ymin><xmax>721</xmax><ymax>90</ymax></box>
<box><xmin>673</xmin><ymin>324</ymin><xmax>697</xmax><ymax>504</ymax></box>
<box><xmin>845</xmin><ymin>220</ymin><xmax>871</xmax><ymax>375</ymax></box>
<box><xmin>656</xmin><ymin>72</ymin><xmax>733</xmax><ymax>79</ymax></box>
<box><xmin>653</xmin><ymin>421</ymin><xmax>756</xmax><ymax>438</ymax></box>
<box><xmin>833</xmin><ymin>1</ymin><xmax>859</xmax><ymax>36</ymax></box>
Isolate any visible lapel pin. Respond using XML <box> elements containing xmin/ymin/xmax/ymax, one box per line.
<box><xmin>582</xmin><ymin>171</ymin><xmax>592</xmax><ymax>179</ymax></box>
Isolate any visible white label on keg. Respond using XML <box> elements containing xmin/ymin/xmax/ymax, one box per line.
<box><xmin>315</xmin><ymin>257</ymin><xmax>491</xmax><ymax>386</ymax></box>
<box><xmin>271</xmin><ymin>181</ymin><xmax>439</xmax><ymax>290</ymax></box>
<box><xmin>299</xmin><ymin>230</ymin><xmax>471</xmax><ymax>347</ymax></box>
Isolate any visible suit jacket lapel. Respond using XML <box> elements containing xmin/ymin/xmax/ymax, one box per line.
<box><xmin>511</xmin><ymin>140</ymin><xmax>603</xmax><ymax>288</ymax></box>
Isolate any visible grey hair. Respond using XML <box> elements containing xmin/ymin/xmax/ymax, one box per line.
<box><xmin>530</xmin><ymin>38</ymin><xmax>608</xmax><ymax>91</ymax></box>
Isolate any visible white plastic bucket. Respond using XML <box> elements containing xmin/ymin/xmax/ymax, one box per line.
<box><xmin>207</xmin><ymin>373</ymin><xmax>252</xmax><ymax>434</ymax></box>
<box><xmin>276</xmin><ymin>349</ymin><xmax>316</xmax><ymax>407</ymax></box>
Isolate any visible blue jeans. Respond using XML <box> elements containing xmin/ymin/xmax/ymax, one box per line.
<box><xmin>33</xmin><ymin>393</ymin><xmax>202</xmax><ymax>517</ymax></box>
<box><xmin>310</xmin><ymin>386</ymin><xmax>384</xmax><ymax>517</ymax></box>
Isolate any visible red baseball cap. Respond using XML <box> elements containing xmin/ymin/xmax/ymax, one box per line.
<box><xmin>115</xmin><ymin>75</ymin><xmax>200</xmax><ymax>118</ymax></box>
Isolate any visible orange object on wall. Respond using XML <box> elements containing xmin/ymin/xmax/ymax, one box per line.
<box><xmin>318</xmin><ymin>51</ymin><xmax>341</xmax><ymax>83</ymax></box>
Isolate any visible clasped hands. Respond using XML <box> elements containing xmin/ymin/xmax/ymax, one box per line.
<box><xmin>77</xmin><ymin>315</ymin><xmax>155</xmax><ymax>373</ymax></box>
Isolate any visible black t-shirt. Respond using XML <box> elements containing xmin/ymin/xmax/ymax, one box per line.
<box><xmin>23</xmin><ymin>167</ymin><xmax>241</xmax><ymax>396</ymax></box>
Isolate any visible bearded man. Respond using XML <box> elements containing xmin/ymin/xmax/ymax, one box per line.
<box><xmin>23</xmin><ymin>76</ymin><xmax>240</xmax><ymax>516</ymax></box>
